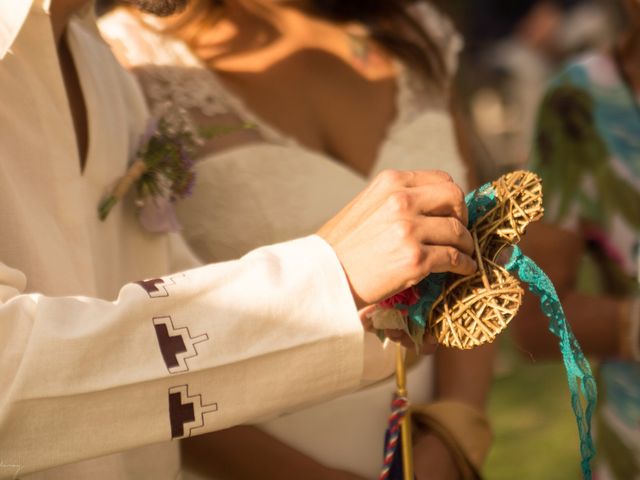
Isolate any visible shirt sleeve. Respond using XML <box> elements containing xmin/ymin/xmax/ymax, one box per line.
<box><xmin>0</xmin><ymin>235</ymin><xmax>389</xmax><ymax>476</ymax></box>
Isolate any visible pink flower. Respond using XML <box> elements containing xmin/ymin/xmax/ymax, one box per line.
<box><xmin>379</xmin><ymin>287</ymin><xmax>420</xmax><ymax>311</ymax></box>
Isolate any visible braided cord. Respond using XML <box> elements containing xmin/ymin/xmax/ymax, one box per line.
<box><xmin>380</xmin><ymin>395</ymin><xmax>410</xmax><ymax>480</ymax></box>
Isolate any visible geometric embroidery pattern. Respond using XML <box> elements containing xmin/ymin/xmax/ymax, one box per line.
<box><xmin>136</xmin><ymin>277</ymin><xmax>176</xmax><ymax>298</ymax></box>
<box><xmin>153</xmin><ymin>316</ymin><xmax>209</xmax><ymax>374</ymax></box>
<box><xmin>168</xmin><ymin>384</ymin><xmax>218</xmax><ymax>439</ymax></box>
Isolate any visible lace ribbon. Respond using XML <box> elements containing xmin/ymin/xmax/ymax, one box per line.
<box><xmin>505</xmin><ymin>246</ymin><xmax>597</xmax><ymax>479</ymax></box>
<box><xmin>404</xmin><ymin>181</ymin><xmax>597</xmax><ymax>479</ymax></box>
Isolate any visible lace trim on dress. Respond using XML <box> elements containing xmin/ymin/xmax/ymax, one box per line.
<box><xmin>100</xmin><ymin>10</ymin><xmax>297</xmax><ymax>147</ymax></box>
<box><xmin>391</xmin><ymin>2</ymin><xmax>464</xmax><ymax>130</ymax></box>
<box><xmin>408</xmin><ymin>1</ymin><xmax>464</xmax><ymax>77</ymax></box>
<box><xmin>100</xmin><ymin>3</ymin><xmax>463</xmax><ymax>158</ymax></box>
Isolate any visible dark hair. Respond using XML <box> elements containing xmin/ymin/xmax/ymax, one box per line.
<box><xmin>96</xmin><ymin>0</ymin><xmax>117</xmax><ymax>15</ymax></box>
<box><xmin>114</xmin><ymin>0</ymin><xmax>449</xmax><ymax>89</ymax></box>
<box><xmin>307</xmin><ymin>0</ymin><xmax>448</xmax><ymax>90</ymax></box>
<box><xmin>469</xmin><ymin>0</ymin><xmax>582</xmax><ymax>46</ymax></box>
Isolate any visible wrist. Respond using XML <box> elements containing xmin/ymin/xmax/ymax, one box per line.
<box><xmin>618</xmin><ymin>297</ymin><xmax>640</xmax><ymax>361</ymax></box>
<box><xmin>315</xmin><ymin>233</ymin><xmax>368</xmax><ymax>310</ymax></box>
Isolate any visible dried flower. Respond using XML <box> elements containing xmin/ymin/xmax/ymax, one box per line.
<box><xmin>98</xmin><ymin>117</ymin><xmax>253</xmax><ymax>231</ymax></box>
<box><xmin>379</xmin><ymin>287</ymin><xmax>420</xmax><ymax>312</ymax></box>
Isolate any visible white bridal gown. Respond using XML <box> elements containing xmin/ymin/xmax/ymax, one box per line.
<box><xmin>100</xmin><ymin>6</ymin><xmax>466</xmax><ymax>478</ymax></box>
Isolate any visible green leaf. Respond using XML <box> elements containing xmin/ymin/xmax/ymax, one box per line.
<box><xmin>98</xmin><ymin>196</ymin><xmax>118</xmax><ymax>221</ymax></box>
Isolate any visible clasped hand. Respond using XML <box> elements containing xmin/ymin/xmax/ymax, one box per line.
<box><xmin>319</xmin><ymin>170</ymin><xmax>477</xmax><ymax>352</ymax></box>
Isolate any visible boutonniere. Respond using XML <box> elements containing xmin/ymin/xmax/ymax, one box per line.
<box><xmin>98</xmin><ymin>117</ymin><xmax>250</xmax><ymax>232</ymax></box>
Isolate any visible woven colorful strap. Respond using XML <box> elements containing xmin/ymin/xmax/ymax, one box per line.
<box><xmin>380</xmin><ymin>395</ymin><xmax>410</xmax><ymax>480</ymax></box>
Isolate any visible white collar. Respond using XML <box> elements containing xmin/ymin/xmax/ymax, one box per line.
<box><xmin>0</xmin><ymin>0</ymin><xmax>45</xmax><ymax>59</ymax></box>
<box><xmin>0</xmin><ymin>0</ymin><xmax>95</xmax><ymax>60</ymax></box>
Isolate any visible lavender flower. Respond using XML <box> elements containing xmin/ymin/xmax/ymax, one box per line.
<box><xmin>98</xmin><ymin>116</ymin><xmax>253</xmax><ymax>232</ymax></box>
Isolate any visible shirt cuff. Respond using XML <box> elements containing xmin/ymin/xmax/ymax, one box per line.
<box><xmin>309</xmin><ymin>236</ymin><xmax>397</xmax><ymax>388</ymax></box>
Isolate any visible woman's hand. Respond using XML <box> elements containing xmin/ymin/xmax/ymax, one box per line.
<box><xmin>414</xmin><ymin>432</ymin><xmax>462</xmax><ymax>480</ymax></box>
<box><xmin>318</xmin><ymin>169</ymin><xmax>477</xmax><ymax>309</ymax></box>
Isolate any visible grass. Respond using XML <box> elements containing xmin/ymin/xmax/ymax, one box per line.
<box><xmin>484</xmin><ymin>338</ymin><xmax>583</xmax><ymax>479</ymax></box>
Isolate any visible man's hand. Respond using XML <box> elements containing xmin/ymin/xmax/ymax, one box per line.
<box><xmin>318</xmin><ymin>170</ymin><xmax>476</xmax><ymax>309</ymax></box>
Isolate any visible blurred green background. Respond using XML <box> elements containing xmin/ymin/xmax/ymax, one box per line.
<box><xmin>485</xmin><ymin>337</ymin><xmax>584</xmax><ymax>479</ymax></box>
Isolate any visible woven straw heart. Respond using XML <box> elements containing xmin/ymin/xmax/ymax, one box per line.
<box><xmin>429</xmin><ymin>171</ymin><xmax>544</xmax><ymax>349</ymax></box>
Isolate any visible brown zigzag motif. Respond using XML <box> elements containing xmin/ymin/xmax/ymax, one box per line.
<box><xmin>153</xmin><ymin>316</ymin><xmax>209</xmax><ymax>373</ymax></box>
<box><xmin>168</xmin><ymin>385</ymin><xmax>218</xmax><ymax>439</ymax></box>
<box><xmin>136</xmin><ymin>277</ymin><xmax>175</xmax><ymax>298</ymax></box>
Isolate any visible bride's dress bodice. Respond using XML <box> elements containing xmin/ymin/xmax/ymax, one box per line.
<box><xmin>175</xmin><ymin>112</ymin><xmax>467</xmax><ymax>263</ymax></box>
<box><xmin>100</xmin><ymin>7</ymin><xmax>465</xmax><ymax>477</ymax></box>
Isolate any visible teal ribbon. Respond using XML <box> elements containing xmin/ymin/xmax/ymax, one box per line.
<box><xmin>405</xmin><ymin>181</ymin><xmax>597</xmax><ymax>479</ymax></box>
<box><xmin>506</xmin><ymin>246</ymin><xmax>597</xmax><ymax>479</ymax></box>
<box><xmin>406</xmin><ymin>184</ymin><xmax>500</xmax><ymax>327</ymax></box>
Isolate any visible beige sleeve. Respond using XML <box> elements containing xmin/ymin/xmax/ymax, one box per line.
<box><xmin>0</xmin><ymin>235</ymin><xmax>389</xmax><ymax>477</ymax></box>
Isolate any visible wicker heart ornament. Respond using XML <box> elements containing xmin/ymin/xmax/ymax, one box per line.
<box><xmin>381</xmin><ymin>171</ymin><xmax>597</xmax><ymax>480</ymax></box>
<box><xmin>429</xmin><ymin>171</ymin><xmax>544</xmax><ymax>349</ymax></box>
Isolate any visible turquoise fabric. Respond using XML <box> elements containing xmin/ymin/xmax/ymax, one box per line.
<box><xmin>408</xmin><ymin>180</ymin><xmax>597</xmax><ymax>478</ymax></box>
<box><xmin>406</xmin><ymin>184</ymin><xmax>499</xmax><ymax>326</ymax></box>
<box><xmin>505</xmin><ymin>246</ymin><xmax>597</xmax><ymax>480</ymax></box>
